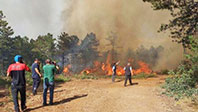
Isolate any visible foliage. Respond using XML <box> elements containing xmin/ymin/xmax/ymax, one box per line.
<box><xmin>25</xmin><ymin>72</ymin><xmax>33</xmax><ymax>86</ymax></box>
<box><xmin>80</xmin><ymin>33</ymin><xmax>100</xmax><ymax>66</ymax></box>
<box><xmin>57</xmin><ymin>32</ymin><xmax>79</xmax><ymax>67</ymax></box>
<box><xmin>105</xmin><ymin>32</ymin><xmax>120</xmax><ymax>62</ymax></box>
<box><xmin>132</xmin><ymin>73</ymin><xmax>156</xmax><ymax>79</ymax></box>
<box><xmin>55</xmin><ymin>74</ymin><xmax>71</xmax><ymax>82</ymax></box>
<box><xmin>143</xmin><ymin>0</ymin><xmax>198</xmax><ymax>48</ymax></box>
<box><xmin>0</xmin><ymin>11</ymin><xmax>14</xmax><ymax>75</ymax></box>
<box><xmin>0</xmin><ymin>76</ymin><xmax>10</xmax><ymax>87</ymax></box>
<box><xmin>162</xmin><ymin>36</ymin><xmax>198</xmax><ymax>100</ymax></box>
<box><xmin>64</xmin><ymin>32</ymin><xmax>100</xmax><ymax>73</ymax></box>
<box><xmin>13</xmin><ymin>36</ymin><xmax>34</xmax><ymax>65</ymax></box>
<box><xmin>74</xmin><ymin>73</ymin><xmax>98</xmax><ymax>80</ymax></box>
<box><xmin>125</xmin><ymin>45</ymin><xmax>164</xmax><ymax>68</ymax></box>
<box><xmin>31</xmin><ymin>33</ymin><xmax>56</xmax><ymax>62</ymax></box>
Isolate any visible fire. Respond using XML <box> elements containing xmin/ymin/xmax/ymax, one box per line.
<box><xmin>105</xmin><ymin>63</ymin><xmax>113</xmax><ymax>75</ymax></box>
<box><xmin>81</xmin><ymin>69</ymin><xmax>92</xmax><ymax>74</ymax></box>
<box><xmin>63</xmin><ymin>53</ymin><xmax>152</xmax><ymax>75</ymax></box>
<box><xmin>63</xmin><ymin>67</ymin><xmax>69</xmax><ymax>73</ymax></box>
<box><xmin>63</xmin><ymin>65</ymin><xmax>71</xmax><ymax>74</ymax></box>
<box><xmin>133</xmin><ymin>61</ymin><xmax>152</xmax><ymax>74</ymax></box>
<box><xmin>101</xmin><ymin>63</ymin><xmax>105</xmax><ymax>71</ymax></box>
<box><xmin>116</xmin><ymin>66</ymin><xmax>125</xmax><ymax>76</ymax></box>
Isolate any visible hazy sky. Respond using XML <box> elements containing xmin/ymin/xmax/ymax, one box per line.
<box><xmin>0</xmin><ymin>0</ymin><xmax>64</xmax><ymax>39</ymax></box>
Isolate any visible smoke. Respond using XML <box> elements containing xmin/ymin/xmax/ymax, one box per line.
<box><xmin>62</xmin><ymin>0</ymin><xmax>183</xmax><ymax>70</ymax></box>
<box><xmin>0</xmin><ymin>0</ymin><xmax>183</xmax><ymax>70</ymax></box>
<box><xmin>0</xmin><ymin>0</ymin><xmax>64</xmax><ymax>39</ymax></box>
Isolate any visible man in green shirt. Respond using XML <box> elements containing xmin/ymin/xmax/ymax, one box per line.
<box><xmin>43</xmin><ymin>59</ymin><xmax>59</xmax><ymax>106</ymax></box>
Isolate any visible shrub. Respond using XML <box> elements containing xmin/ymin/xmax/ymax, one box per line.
<box><xmin>55</xmin><ymin>74</ymin><xmax>71</xmax><ymax>82</ymax></box>
<box><xmin>162</xmin><ymin>36</ymin><xmax>198</xmax><ymax>100</ymax></box>
<box><xmin>74</xmin><ymin>73</ymin><xmax>98</xmax><ymax>80</ymax></box>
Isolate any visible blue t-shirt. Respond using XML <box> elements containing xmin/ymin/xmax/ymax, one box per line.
<box><xmin>32</xmin><ymin>63</ymin><xmax>40</xmax><ymax>79</ymax></box>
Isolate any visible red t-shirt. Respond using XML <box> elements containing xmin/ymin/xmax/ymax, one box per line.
<box><xmin>7</xmin><ymin>63</ymin><xmax>30</xmax><ymax>86</ymax></box>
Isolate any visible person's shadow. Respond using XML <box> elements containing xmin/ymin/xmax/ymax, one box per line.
<box><xmin>25</xmin><ymin>94</ymin><xmax>88</xmax><ymax>112</ymax></box>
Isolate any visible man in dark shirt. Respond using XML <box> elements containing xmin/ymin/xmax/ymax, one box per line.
<box><xmin>32</xmin><ymin>58</ymin><xmax>42</xmax><ymax>95</ymax></box>
<box><xmin>112</xmin><ymin>61</ymin><xmax>119</xmax><ymax>82</ymax></box>
<box><xmin>124</xmin><ymin>62</ymin><xmax>133</xmax><ymax>87</ymax></box>
<box><xmin>7</xmin><ymin>55</ymin><xmax>31</xmax><ymax>112</ymax></box>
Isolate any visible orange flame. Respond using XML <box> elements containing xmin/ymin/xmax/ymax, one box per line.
<box><xmin>81</xmin><ymin>69</ymin><xmax>92</xmax><ymax>74</ymax></box>
<box><xmin>63</xmin><ymin>67</ymin><xmax>69</xmax><ymax>73</ymax></box>
<box><xmin>134</xmin><ymin>61</ymin><xmax>152</xmax><ymax>74</ymax></box>
<box><xmin>116</xmin><ymin>66</ymin><xmax>125</xmax><ymax>76</ymax></box>
<box><xmin>63</xmin><ymin>65</ymin><xmax>71</xmax><ymax>73</ymax></box>
<box><xmin>63</xmin><ymin>53</ymin><xmax>152</xmax><ymax>75</ymax></box>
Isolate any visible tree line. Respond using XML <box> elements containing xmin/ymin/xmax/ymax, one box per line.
<box><xmin>0</xmin><ymin>10</ymin><xmax>100</xmax><ymax>75</ymax></box>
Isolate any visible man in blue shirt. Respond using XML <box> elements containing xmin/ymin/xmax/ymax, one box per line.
<box><xmin>32</xmin><ymin>58</ymin><xmax>42</xmax><ymax>95</ymax></box>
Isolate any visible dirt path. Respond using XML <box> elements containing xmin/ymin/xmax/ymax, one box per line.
<box><xmin>1</xmin><ymin>76</ymin><xmax>197</xmax><ymax>112</ymax></box>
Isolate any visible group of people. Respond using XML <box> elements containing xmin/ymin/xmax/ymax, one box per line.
<box><xmin>112</xmin><ymin>61</ymin><xmax>133</xmax><ymax>87</ymax></box>
<box><xmin>7</xmin><ymin>55</ymin><xmax>59</xmax><ymax>112</ymax></box>
<box><xmin>7</xmin><ymin>55</ymin><xmax>133</xmax><ymax>112</ymax></box>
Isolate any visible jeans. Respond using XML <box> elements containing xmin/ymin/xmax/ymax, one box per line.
<box><xmin>11</xmin><ymin>83</ymin><xmax>26</xmax><ymax>112</ymax></box>
<box><xmin>32</xmin><ymin>78</ymin><xmax>41</xmax><ymax>94</ymax></box>
<box><xmin>43</xmin><ymin>79</ymin><xmax>54</xmax><ymax>104</ymax></box>
<box><xmin>124</xmin><ymin>75</ymin><xmax>132</xmax><ymax>86</ymax></box>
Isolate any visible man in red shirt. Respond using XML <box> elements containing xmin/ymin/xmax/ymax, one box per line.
<box><xmin>7</xmin><ymin>55</ymin><xmax>31</xmax><ymax>112</ymax></box>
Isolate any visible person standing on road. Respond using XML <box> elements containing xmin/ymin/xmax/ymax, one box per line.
<box><xmin>112</xmin><ymin>61</ymin><xmax>119</xmax><ymax>82</ymax></box>
<box><xmin>32</xmin><ymin>58</ymin><xmax>42</xmax><ymax>95</ymax></box>
<box><xmin>43</xmin><ymin>59</ymin><xmax>59</xmax><ymax>106</ymax></box>
<box><xmin>7</xmin><ymin>55</ymin><xmax>31</xmax><ymax>112</ymax></box>
<box><xmin>124</xmin><ymin>62</ymin><xmax>133</xmax><ymax>87</ymax></box>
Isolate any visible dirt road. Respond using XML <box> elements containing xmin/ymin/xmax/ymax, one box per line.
<box><xmin>1</xmin><ymin>76</ymin><xmax>196</xmax><ymax>112</ymax></box>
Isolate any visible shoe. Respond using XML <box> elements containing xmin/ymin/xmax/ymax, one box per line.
<box><xmin>21</xmin><ymin>105</ymin><xmax>27</xmax><ymax>111</ymax></box>
<box><xmin>33</xmin><ymin>90</ymin><xmax>37</xmax><ymax>96</ymax></box>
<box><xmin>49</xmin><ymin>102</ymin><xmax>54</xmax><ymax>105</ymax></box>
<box><xmin>15</xmin><ymin>108</ymin><xmax>20</xmax><ymax>112</ymax></box>
<box><xmin>43</xmin><ymin>103</ymin><xmax>47</xmax><ymax>106</ymax></box>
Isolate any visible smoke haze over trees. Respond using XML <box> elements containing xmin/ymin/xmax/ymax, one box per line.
<box><xmin>0</xmin><ymin>0</ymin><xmax>189</xmax><ymax>74</ymax></box>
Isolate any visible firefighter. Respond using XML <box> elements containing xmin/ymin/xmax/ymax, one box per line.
<box><xmin>32</xmin><ymin>58</ymin><xmax>42</xmax><ymax>95</ymax></box>
<box><xmin>7</xmin><ymin>55</ymin><xmax>31</xmax><ymax>112</ymax></box>
<box><xmin>112</xmin><ymin>61</ymin><xmax>119</xmax><ymax>82</ymax></box>
<box><xmin>124</xmin><ymin>62</ymin><xmax>133</xmax><ymax>86</ymax></box>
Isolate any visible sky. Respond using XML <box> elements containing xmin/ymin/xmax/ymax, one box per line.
<box><xmin>0</xmin><ymin>0</ymin><xmax>64</xmax><ymax>39</ymax></box>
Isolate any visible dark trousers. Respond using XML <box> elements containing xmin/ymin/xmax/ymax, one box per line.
<box><xmin>112</xmin><ymin>73</ymin><xmax>116</xmax><ymax>82</ymax></box>
<box><xmin>43</xmin><ymin>80</ymin><xmax>54</xmax><ymax>104</ymax></box>
<box><xmin>124</xmin><ymin>75</ymin><xmax>132</xmax><ymax>86</ymax></box>
<box><xmin>32</xmin><ymin>78</ymin><xmax>41</xmax><ymax>93</ymax></box>
<box><xmin>11</xmin><ymin>83</ymin><xmax>26</xmax><ymax>112</ymax></box>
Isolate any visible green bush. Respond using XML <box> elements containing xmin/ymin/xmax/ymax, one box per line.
<box><xmin>74</xmin><ymin>73</ymin><xmax>98</xmax><ymax>80</ymax></box>
<box><xmin>55</xmin><ymin>74</ymin><xmax>71</xmax><ymax>82</ymax></box>
<box><xmin>162</xmin><ymin>36</ymin><xmax>198</xmax><ymax>100</ymax></box>
<box><xmin>25</xmin><ymin>72</ymin><xmax>33</xmax><ymax>86</ymax></box>
<box><xmin>132</xmin><ymin>73</ymin><xmax>156</xmax><ymax>79</ymax></box>
<box><xmin>0</xmin><ymin>77</ymin><xmax>10</xmax><ymax>86</ymax></box>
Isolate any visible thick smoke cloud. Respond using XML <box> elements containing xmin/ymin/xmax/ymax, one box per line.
<box><xmin>62</xmin><ymin>0</ymin><xmax>183</xmax><ymax>70</ymax></box>
<box><xmin>0</xmin><ymin>0</ymin><xmax>183</xmax><ymax>70</ymax></box>
<box><xmin>0</xmin><ymin>0</ymin><xmax>64</xmax><ymax>39</ymax></box>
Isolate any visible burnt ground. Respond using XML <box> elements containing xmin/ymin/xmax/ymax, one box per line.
<box><xmin>0</xmin><ymin>75</ymin><xmax>197</xmax><ymax>112</ymax></box>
